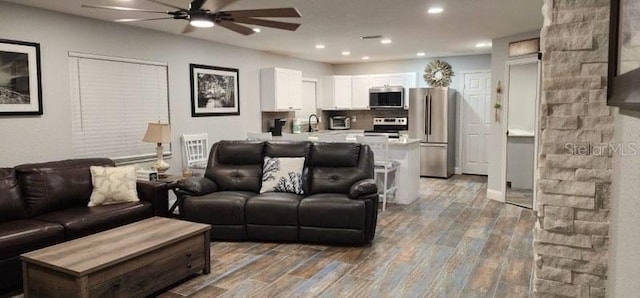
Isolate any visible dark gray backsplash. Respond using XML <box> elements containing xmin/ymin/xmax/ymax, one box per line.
<box><xmin>262</xmin><ymin>109</ymin><xmax>408</xmax><ymax>132</ymax></box>
<box><xmin>322</xmin><ymin>109</ymin><xmax>408</xmax><ymax>130</ymax></box>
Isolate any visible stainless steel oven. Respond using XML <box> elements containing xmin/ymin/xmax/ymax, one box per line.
<box><xmin>364</xmin><ymin>117</ymin><xmax>408</xmax><ymax>138</ymax></box>
<box><xmin>369</xmin><ymin>86</ymin><xmax>405</xmax><ymax>109</ymax></box>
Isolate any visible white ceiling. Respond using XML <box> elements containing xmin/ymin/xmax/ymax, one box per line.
<box><xmin>4</xmin><ymin>0</ymin><xmax>544</xmax><ymax>64</ymax></box>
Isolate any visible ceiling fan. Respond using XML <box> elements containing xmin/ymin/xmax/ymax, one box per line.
<box><xmin>82</xmin><ymin>0</ymin><xmax>301</xmax><ymax>35</ymax></box>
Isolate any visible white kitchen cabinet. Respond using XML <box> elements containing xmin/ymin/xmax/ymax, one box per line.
<box><xmin>388</xmin><ymin>74</ymin><xmax>407</xmax><ymax>86</ymax></box>
<box><xmin>260</xmin><ymin>67</ymin><xmax>302</xmax><ymax>111</ymax></box>
<box><xmin>370</xmin><ymin>75</ymin><xmax>389</xmax><ymax>87</ymax></box>
<box><xmin>351</xmin><ymin>75</ymin><xmax>371</xmax><ymax>109</ymax></box>
<box><xmin>369</xmin><ymin>73</ymin><xmax>416</xmax><ymax>88</ymax></box>
<box><xmin>322</xmin><ymin>72</ymin><xmax>417</xmax><ymax>110</ymax></box>
<box><xmin>400</xmin><ymin>73</ymin><xmax>417</xmax><ymax>109</ymax></box>
<box><xmin>323</xmin><ymin>75</ymin><xmax>352</xmax><ymax>110</ymax></box>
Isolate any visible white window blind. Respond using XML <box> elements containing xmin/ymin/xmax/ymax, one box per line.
<box><xmin>69</xmin><ymin>53</ymin><xmax>170</xmax><ymax>162</ymax></box>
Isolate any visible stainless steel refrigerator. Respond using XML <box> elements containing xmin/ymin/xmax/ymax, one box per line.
<box><xmin>408</xmin><ymin>87</ymin><xmax>456</xmax><ymax>178</ymax></box>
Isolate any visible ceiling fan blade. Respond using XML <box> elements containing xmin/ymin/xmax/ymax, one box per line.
<box><xmin>182</xmin><ymin>24</ymin><xmax>196</xmax><ymax>34</ymax></box>
<box><xmin>216</xmin><ymin>20</ymin><xmax>255</xmax><ymax>35</ymax></box>
<box><xmin>114</xmin><ymin>17</ymin><xmax>174</xmax><ymax>23</ymax></box>
<box><xmin>233</xmin><ymin>17</ymin><xmax>300</xmax><ymax>31</ymax></box>
<box><xmin>142</xmin><ymin>0</ymin><xmax>186</xmax><ymax>10</ymax></box>
<box><xmin>201</xmin><ymin>0</ymin><xmax>238</xmax><ymax>12</ymax></box>
<box><xmin>81</xmin><ymin>4</ymin><xmax>168</xmax><ymax>14</ymax></box>
<box><xmin>224</xmin><ymin>8</ymin><xmax>301</xmax><ymax>18</ymax></box>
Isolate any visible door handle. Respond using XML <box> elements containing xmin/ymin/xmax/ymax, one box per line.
<box><xmin>428</xmin><ymin>95</ymin><xmax>432</xmax><ymax>135</ymax></box>
<box><xmin>424</xmin><ymin>96</ymin><xmax>428</xmax><ymax>136</ymax></box>
<box><xmin>422</xmin><ymin>143</ymin><xmax>447</xmax><ymax>148</ymax></box>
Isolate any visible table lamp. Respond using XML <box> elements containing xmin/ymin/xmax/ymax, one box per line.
<box><xmin>142</xmin><ymin>122</ymin><xmax>171</xmax><ymax>177</ymax></box>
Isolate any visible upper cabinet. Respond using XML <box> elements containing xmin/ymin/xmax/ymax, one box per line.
<box><xmin>351</xmin><ymin>75</ymin><xmax>371</xmax><ymax>109</ymax></box>
<box><xmin>370</xmin><ymin>75</ymin><xmax>390</xmax><ymax>87</ymax></box>
<box><xmin>323</xmin><ymin>72</ymin><xmax>417</xmax><ymax>110</ymax></box>
<box><xmin>370</xmin><ymin>73</ymin><xmax>416</xmax><ymax>89</ymax></box>
<box><xmin>390</xmin><ymin>73</ymin><xmax>416</xmax><ymax>88</ymax></box>
<box><xmin>260</xmin><ymin>67</ymin><xmax>303</xmax><ymax>111</ymax></box>
<box><xmin>323</xmin><ymin>75</ymin><xmax>352</xmax><ymax>110</ymax></box>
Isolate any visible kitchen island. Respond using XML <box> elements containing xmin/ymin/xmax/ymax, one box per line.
<box><xmin>274</xmin><ymin>132</ymin><xmax>421</xmax><ymax>205</ymax></box>
<box><xmin>384</xmin><ymin>138</ymin><xmax>420</xmax><ymax>205</ymax></box>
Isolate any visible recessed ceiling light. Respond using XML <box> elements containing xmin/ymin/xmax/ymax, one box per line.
<box><xmin>362</xmin><ymin>56</ymin><xmax>370</xmax><ymax>60</ymax></box>
<box><xmin>428</xmin><ymin>7</ymin><xmax>444</xmax><ymax>14</ymax></box>
<box><xmin>253</xmin><ymin>28</ymin><xmax>261</xmax><ymax>33</ymax></box>
<box><xmin>475</xmin><ymin>42</ymin><xmax>492</xmax><ymax>48</ymax></box>
<box><xmin>417</xmin><ymin>52</ymin><xmax>426</xmax><ymax>57</ymax></box>
<box><xmin>342</xmin><ymin>51</ymin><xmax>351</xmax><ymax>56</ymax></box>
<box><xmin>315</xmin><ymin>44</ymin><xmax>325</xmax><ymax>49</ymax></box>
<box><xmin>380</xmin><ymin>38</ymin><xmax>392</xmax><ymax>44</ymax></box>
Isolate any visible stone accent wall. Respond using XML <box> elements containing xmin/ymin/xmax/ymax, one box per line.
<box><xmin>535</xmin><ymin>0</ymin><xmax>612</xmax><ymax>297</ymax></box>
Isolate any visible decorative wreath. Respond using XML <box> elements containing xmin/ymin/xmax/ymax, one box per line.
<box><xmin>424</xmin><ymin>60</ymin><xmax>454</xmax><ymax>87</ymax></box>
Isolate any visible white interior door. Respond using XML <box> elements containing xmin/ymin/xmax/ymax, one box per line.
<box><xmin>462</xmin><ymin>72</ymin><xmax>491</xmax><ymax>175</ymax></box>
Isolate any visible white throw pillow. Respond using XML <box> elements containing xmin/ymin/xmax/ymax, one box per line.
<box><xmin>88</xmin><ymin>166</ymin><xmax>139</xmax><ymax>207</ymax></box>
<box><xmin>260</xmin><ymin>157</ymin><xmax>305</xmax><ymax>195</ymax></box>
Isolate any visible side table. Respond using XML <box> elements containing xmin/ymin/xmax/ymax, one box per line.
<box><xmin>157</xmin><ymin>175</ymin><xmax>185</xmax><ymax>217</ymax></box>
<box><xmin>137</xmin><ymin>175</ymin><xmax>183</xmax><ymax>218</ymax></box>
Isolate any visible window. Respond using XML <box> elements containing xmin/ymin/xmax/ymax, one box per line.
<box><xmin>69</xmin><ymin>53</ymin><xmax>170</xmax><ymax>163</ymax></box>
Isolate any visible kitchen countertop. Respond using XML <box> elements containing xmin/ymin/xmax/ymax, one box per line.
<box><xmin>274</xmin><ymin>131</ymin><xmax>421</xmax><ymax>146</ymax></box>
<box><xmin>308</xmin><ymin>129</ymin><xmax>365</xmax><ymax>135</ymax></box>
<box><xmin>387</xmin><ymin>138</ymin><xmax>421</xmax><ymax>146</ymax></box>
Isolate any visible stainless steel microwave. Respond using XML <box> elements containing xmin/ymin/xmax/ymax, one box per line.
<box><xmin>369</xmin><ymin>86</ymin><xmax>405</xmax><ymax>109</ymax></box>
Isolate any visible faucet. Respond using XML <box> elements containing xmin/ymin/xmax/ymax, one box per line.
<box><xmin>308</xmin><ymin>114</ymin><xmax>319</xmax><ymax>132</ymax></box>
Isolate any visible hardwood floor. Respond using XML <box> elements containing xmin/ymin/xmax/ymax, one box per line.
<box><xmin>160</xmin><ymin>175</ymin><xmax>535</xmax><ymax>298</ymax></box>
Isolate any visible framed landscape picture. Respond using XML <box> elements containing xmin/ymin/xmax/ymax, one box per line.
<box><xmin>190</xmin><ymin>64</ymin><xmax>240</xmax><ymax>117</ymax></box>
<box><xmin>0</xmin><ymin>39</ymin><xmax>42</xmax><ymax>115</ymax></box>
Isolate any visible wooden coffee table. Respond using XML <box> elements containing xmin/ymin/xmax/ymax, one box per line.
<box><xmin>21</xmin><ymin>217</ymin><xmax>211</xmax><ymax>298</ymax></box>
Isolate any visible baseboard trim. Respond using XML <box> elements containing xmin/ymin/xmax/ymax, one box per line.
<box><xmin>455</xmin><ymin>167</ymin><xmax>462</xmax><ymax>175</ymax></box>
<box><xmin>486</xmin><ymin>189</ymin><xmax>504</xmax><ymax>202</ymax></box>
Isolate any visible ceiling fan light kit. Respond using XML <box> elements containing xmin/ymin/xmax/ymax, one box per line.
<box><xmin>82</xmin><ymin>0</ymin><xmax>301</xmax><ymax>36</ymax></box>
<box><xmin>190</xmin><ymin>14</ymin><xmax>214</xmax><ymax>28</ymax></box>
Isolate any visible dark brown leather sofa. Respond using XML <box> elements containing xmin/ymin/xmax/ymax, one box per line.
<box><xmin>0</xmin><ymin>159</ymin><xmax>168</xmax><ymax>293</ymax></box>
<box><xmin>177</xmin><ymin>141</ymin><xmax>379</xmax><ymax>245</ymax></box>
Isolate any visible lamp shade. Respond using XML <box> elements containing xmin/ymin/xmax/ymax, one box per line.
<box><xmin>142</xmin><ymin>123</ymin><xmax>171</xmax><ymax>143</ymax></box>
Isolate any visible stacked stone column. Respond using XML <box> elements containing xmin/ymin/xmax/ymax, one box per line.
<box><xmin>534</xmin><ymin>0</ymin><xmax>612</xmax><ymax>297</ymax></box>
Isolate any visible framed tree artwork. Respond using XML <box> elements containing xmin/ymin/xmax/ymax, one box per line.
<box><xmin>607</xmin><ymin>0</ymin><xmax>640</xmax><ymax>109</ymax></box>
<box><xmin>189</xmin><ymin>64</ymin><xmax>240</xmax><ymax>117</ymax></box>
<box><xmin>0</xmin><ymin>39</ymin><xmax>42</xmax><ymax>115</ymax></box>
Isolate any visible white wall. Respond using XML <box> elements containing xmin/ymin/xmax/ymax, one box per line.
<box><xmin>334</xmin><ymin>54</ymin><xmax>492</xmax><ymax>171</ymax></box>
<box><xmin>608</xmin><ymin>109</ymin><xmax>640</xmax><ymax>296</ymax></box>
<box><xmin>488</xmin><ymin>30</ymin><xmax>540</xmax><ymax>195</ymax></box>
<box><xmin>0</xmin><ymin>2</ymin><xmax>333</xmax><ymax>169</ymax></box>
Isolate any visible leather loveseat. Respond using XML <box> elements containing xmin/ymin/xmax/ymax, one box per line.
<box><xmin>0</xmin><ymin>159</ymin><xmax>168</xmax><ymax>293</ymax></box>
<box><xmin>176</xmin><ymin>141</ymin><xmax>379</xmax><ymax>245</ymax></box>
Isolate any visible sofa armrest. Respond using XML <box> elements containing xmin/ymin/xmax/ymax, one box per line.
<box><xmin>177</xmin><ymin>177</ymin><xmax>218</xmax><ymax>196</ymax></box>
<box><xmin>136</xmin><ymin>180</ymin><xmax>169</xmax><ymax>217</ymax></box>
<box><xmin>348</xmin><ymin>179</ymin><xmax>378</xmax><ymax>199</ymax></box>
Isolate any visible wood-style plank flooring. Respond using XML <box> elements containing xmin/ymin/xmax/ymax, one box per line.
<box><xmin>159</xmin><ymin>175</ymin><xmax>536</xmax><ymax>298</ymax></box>
<box><xmin>506</xmin><ymin>187</ymin><xmax>534</xmax><ymax>209</ymax></box>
